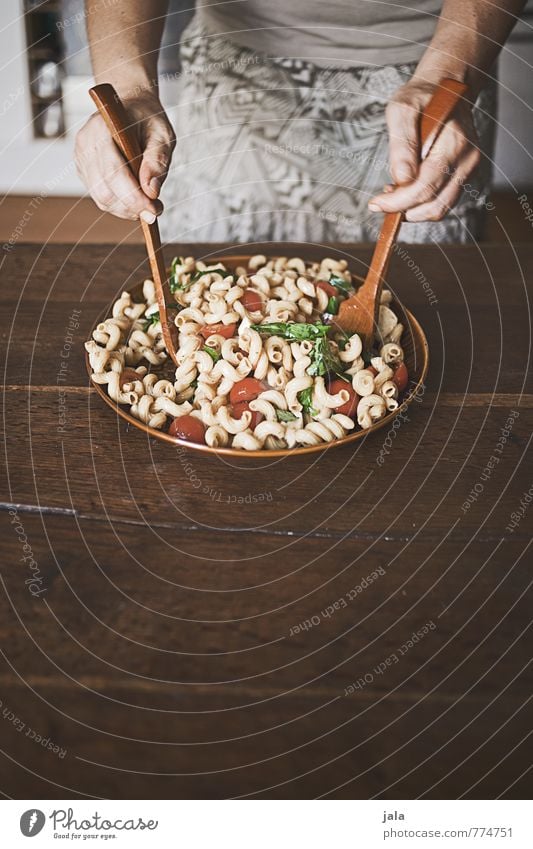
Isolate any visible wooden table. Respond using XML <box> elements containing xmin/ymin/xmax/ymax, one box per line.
<box><xmin>1</xmin><ymin>242</ymin><xmax>532</xmax><ymax>800</ymax></box>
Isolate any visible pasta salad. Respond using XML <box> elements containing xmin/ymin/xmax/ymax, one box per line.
<box><xmin>86</xmin><ymin>255</ymin><xmax>409</xmax><ymax>449</ymax></box>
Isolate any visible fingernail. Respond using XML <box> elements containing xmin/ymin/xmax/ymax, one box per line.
<box><xmin>150</xmin><ymin>177</ymin><xmax>161</xmax><ymax>196</ymax></box>
<box><xmin>368</xmin><ymin>202</ymin><xmax>382</xmax><ymax>212</ymax></box>
<box><xmin>140</xmin><ymin>210</ymin><xmax>156</xmax><ymax>225</ymax></box>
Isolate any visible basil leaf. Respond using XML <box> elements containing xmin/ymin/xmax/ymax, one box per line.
<box><xmin>142</xmin><ymin>311</ymin><xmax>160</xmax><ymax>331</ymax></box>
<box><xmin>297</xmin><ymin>387</ymin><xmax>318</xmax><ymax>416</ymax></box>
<box><xmin>203</xmin><ymin>345</ymin><xmax>221</xmax><ymax>363</ymax></box>
<box><xmin>307</xmin><ymin>335</ymin><xmax>347</xmax><ymax>380</ymax></box>
<box><xmin>329</xmin><ymin>273</ymin><xmax>354</xmax><ymax>296</ymax></box>
<box><xmin>169</xmin><ymin>261</ymin><xmax>231</xmax><ymax>293</ymax></box>
<box><xmin>276</xmin><ymin>409</ymin><xmax>298</xmax><ymax>423</ymax></box>
<box><xmin>251</xmin><ymin>322</ymin><xmax>330</xmax><ymax>341</ymax></box>
<box><xmin>326</xmin><ymin>295</ymin><xmax>339</xmax><ymax>315</ymax></box>
<box><xmin>190</xmin><ymin>266</ymin><xmax>232</xmax><ymax>283</ymax></box>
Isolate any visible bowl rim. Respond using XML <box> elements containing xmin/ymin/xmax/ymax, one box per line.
<box><xmin>85</xmin><ymin>255</ymin><xmax>429</xmax><ymax>458</ymax></box>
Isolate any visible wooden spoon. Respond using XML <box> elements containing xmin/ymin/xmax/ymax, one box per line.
<box><xmin>89</xmin><ymin>83</ymin><xmax>180</xmax><ymax>366</ymax></box>
<box><xmin>335</xmin><ymin>78</ymin><xmax>468</xmax><ymax>349</ymax></box>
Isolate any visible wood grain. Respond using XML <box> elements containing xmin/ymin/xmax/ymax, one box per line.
<box><xmin>1</xmin><ymin>242</ymin><xmax>532</xmax><ymax>800</ymax></box>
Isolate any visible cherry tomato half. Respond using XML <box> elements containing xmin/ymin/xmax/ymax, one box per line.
<box><xmin>168</xmin><ymin>415</ymin><xmax>206</xmax><ymax>444</ymax></box>
<box><xmin>241</xmin><ymin>289</ymin><xmax>263</xmax><ymax>313</ymax></box>
<box><xmin>392</xmin><ymin>361</ymin><xmax>409</xmax><ymax>393</ymax></box>
<box><xmin>229</xmin><ymin>378</ymin><xmax>265</xmax><ymax>405</ymax></box>
<box><xmin>233</xmin><ymin>400</ymin><xmax>264</xmax><ymax>430</ymax></box>
<box><xmin>199</xmin><ymin>322</ymin><xmax>236</xmax><ymax>340</ymax></box>
<box><xmin>317</xmin><ymin>280</ymin><xmax>338</xmax><ymax>298</ymax></box>
<box><xmin>119</xmin><ymin>368</ymin><xmax>140</xmax><ymax>389</ymax></box>
<box><xmin>367</xmin><ymin>365</ymin><xmax>378</xmax><ymax>377</ymax></box>
<box><xmin>328</xmin><ymin>378</ymin><xmax>359</xmax><ymax>418</ymax></box>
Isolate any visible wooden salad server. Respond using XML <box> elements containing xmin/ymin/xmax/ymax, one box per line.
<box><xmin>335</xmin><ymin>78</ymin><xmax>468</xmax><ymax>348</ymax></box>
<box><xmin>89</xmin><ymin>83</ymin><xmax>180</xmax><ymax>366</ymax></box>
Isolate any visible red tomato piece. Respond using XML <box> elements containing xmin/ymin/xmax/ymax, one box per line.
<box><xmin>317</xmin><ymin>280</ymin><xmax>338</xmax><ymax>298</ymax></box>
<box><xmin>392</xmin><ymin>361</ymin><xmax>409</xmax><ymax>392</ymax></box>
<box><xmin>241</xmin><ymin>289</ymin><xmax>263</xmax><ymax>313</ymax></box>
<box><xmin>168</xmin><ymin>415</ymin><xmax>206</xmax><ymax>444</ymax></box>
<box><xmin>367</xmin><ymin>366</ymin><xmax>378</xmax><ymax>377</ymax></box>
<box><xmin>229</xmin><ymin>378</ymin><xmax>265</xmax><ymax>405</ymax></box>
<box><xmin>119</xmin><ymin>368</ymin><xmax>140</xmax><ymax>389</ymax></box>
<box><xmin>199</xmin><ymin>322</ymin><xmax>236</xmax><ymax>340</ymax></box>
<box><xmin>233</xmin><ymin>400</ymin><xmax>264</xmax><ymax>430</ymax></box>
<box><xmin>328</xmin><ymin>378</ymin><xmax>359</xmax><ymax>418</ymax></box>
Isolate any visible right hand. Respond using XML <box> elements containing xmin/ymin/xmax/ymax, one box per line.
<box><xmin>75</xmin><ymin>91</ymin><xmax>176</xmax><ymax>222</ymax></box>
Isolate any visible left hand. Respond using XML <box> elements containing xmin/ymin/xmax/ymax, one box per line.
<box><xmin>368</xmin><ymin>80</ymin><xmax>481</xmax><ymax>222</ymax></box>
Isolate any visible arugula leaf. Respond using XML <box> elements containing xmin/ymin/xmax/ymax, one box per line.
<box><xmin>297</xmin><ymin>387</ymin><xmax>318</xmax><ymax>416</ymax></box>
<box><xmin>276</xmin><ymin>409</ymin><xmax>298</xmax><ymax>423</ymax></box>
<box><xmin>329</xmin><ymin>273</ymin><xmax>354</xmax><ymax>296</ymax></box>
<box><xmin>203</xmin><ymin>345</ymin><xmax>221</xmax><ymax>363</ymax></box>
<box><xmin>326</xmin><ymin>295</ymin><xmax>339</xmax><ymax>315</ymax></box>
<box><xmin>250</xmin><ymin>322</ymin><xmax>330</xmax><ymax>341</ymax></box>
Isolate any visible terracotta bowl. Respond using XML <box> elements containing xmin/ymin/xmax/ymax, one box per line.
<box><xmin>86</xmin><ymin>254</ymin><xmax>429</xmax><ymax>457</ymax></box>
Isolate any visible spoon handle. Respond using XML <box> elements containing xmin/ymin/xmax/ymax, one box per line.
<box><xmin>362</xmin><ymin>78</ymin><xmax>468</xmax><ymax>315</ymax></box>
<box><xmin>89</xmin><ymin>83</ymin><xmax>179</xmax><ymax>365</ymax></box>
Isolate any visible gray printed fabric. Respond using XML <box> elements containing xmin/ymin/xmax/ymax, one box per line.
<box><xmin>195</xmin><ymin>0</ymin><xmax>443</xmax><ymax>68</ymax></box>
<box><xmin>160</xmin><ymin>17</ymin><xmax>496</xmax><ymax>245</ymax></box>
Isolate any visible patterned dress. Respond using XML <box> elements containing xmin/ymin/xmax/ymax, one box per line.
<box><xmin>160</xmin><ymin>17</ymin><xmax>496</xmax><ymax>245</ymax></box>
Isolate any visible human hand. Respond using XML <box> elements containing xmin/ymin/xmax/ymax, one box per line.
<box><xmin>369</xmin><ymin>80</ymin><xmax>481</xmax><ymax>222</ymax></box>
<box><xmin>75</xmin><ymin>91</ymin><xmax>176</xmax><ymax>222</ymax></box>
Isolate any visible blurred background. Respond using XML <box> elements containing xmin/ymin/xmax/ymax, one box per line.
<box><xmin>1</xmin><ymin>0</ymin><xmax>533</xmax><ymax>244</ymax></box>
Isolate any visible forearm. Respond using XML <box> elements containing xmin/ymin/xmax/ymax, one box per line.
<box><xmin>413</xmin><ymin>0</ymin><xmax>526</xmax><ymax>96</ymax></box>
<box><xmin>86</xmin><ymin>0</ymin><xmax>168</xmax><ymax>99</ymax></box>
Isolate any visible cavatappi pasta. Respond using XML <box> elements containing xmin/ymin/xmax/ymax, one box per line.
<box><xmin>86</xmin><ymin>256</ymin><xmax>410</xmax><ymax>449</ymax></box>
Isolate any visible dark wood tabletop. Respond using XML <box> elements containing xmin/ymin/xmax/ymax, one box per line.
<box><xmin>1</xmin><ymin>241</ymin><xmax>532</xmax><ymax>800</ymax></box>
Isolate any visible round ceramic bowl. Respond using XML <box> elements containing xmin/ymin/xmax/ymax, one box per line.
<box><xmin>86</xmin><ymin>254</ymin><xmax>429</xmax><ymax>457</ymax></box>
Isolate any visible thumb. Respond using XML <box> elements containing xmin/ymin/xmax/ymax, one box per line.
<box><xmin>386</xmin><ymin>98</ymin><xmax>421</xmax><ymax>185</ymax></box>
<box><xmin>138</xmin><ymin>124</ymin><xmax>175</xmax><ymax>200</ymax></box>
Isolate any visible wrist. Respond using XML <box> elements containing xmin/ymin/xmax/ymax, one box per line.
<box><xmin>94</xmin><ymin>67</ymin><xmax>160</xmax><ymax>102</ymax></box>
<box><xmin>412</xmin><ymin>47</ymin><xmax>483</xmax><ymax>100</ymax></box>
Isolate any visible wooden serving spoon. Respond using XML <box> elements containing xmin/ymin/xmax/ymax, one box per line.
<box><xmin>89</xmin><ymin>83</ymin><xmax>180</xmax><ymax>366</ymax></box>
<box><xmin>335</xmin><ymin>78</ymin><xmax>468</xmax><ymax>349</ymax></box>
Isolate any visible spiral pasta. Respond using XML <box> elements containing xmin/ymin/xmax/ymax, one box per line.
<box><xmin>86</xmin><ymin>254</ymin><xmax>407</xmax><ymax>447</ymax></box>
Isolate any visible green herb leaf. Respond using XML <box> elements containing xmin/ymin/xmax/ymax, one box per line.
<box><xmin>297</xmin><ymin>387</ymin><xmax>318</xmax><ymax>416</ymax></box>
<box><xmin>250</xmin><ymin>322</ymin><xmax>330</xmax><ymax>341</ymax></box>
<box><xmin>171</xmin><ymin>256</ymin><xmax>185</xmax><ymax>273</ymax></box>
<box><xmin>203</xmin><ymin>345</ymin><xmax>221</xmax><ymax>363</ymax></box>
<box><xmin>329</xmin><ymin>273</ymin><xmax>354</xmax><ymax>296</ymax></box>
<box><xmin>276</xmin><ymin>409</ymin><xmax>298</xmax><ymax>423</ymax></box>
<box><xmin>326</xmin><ymin>295</ymin><xmax>339</xmax><ymax>315</ymax></box>
<box><xmin>190</xmin><ymin>266</ymin><xmax>232</xmax><ymax>283</ymax></box>
<box><xmin>307</xmin><ymin>335</ymin><xmax>348</xmax><ymax>380</ymax></box>
<box><xmin>142</xmin><ymin>311</ymin><xmax>160</xmax><ymax>331</ymax></box>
